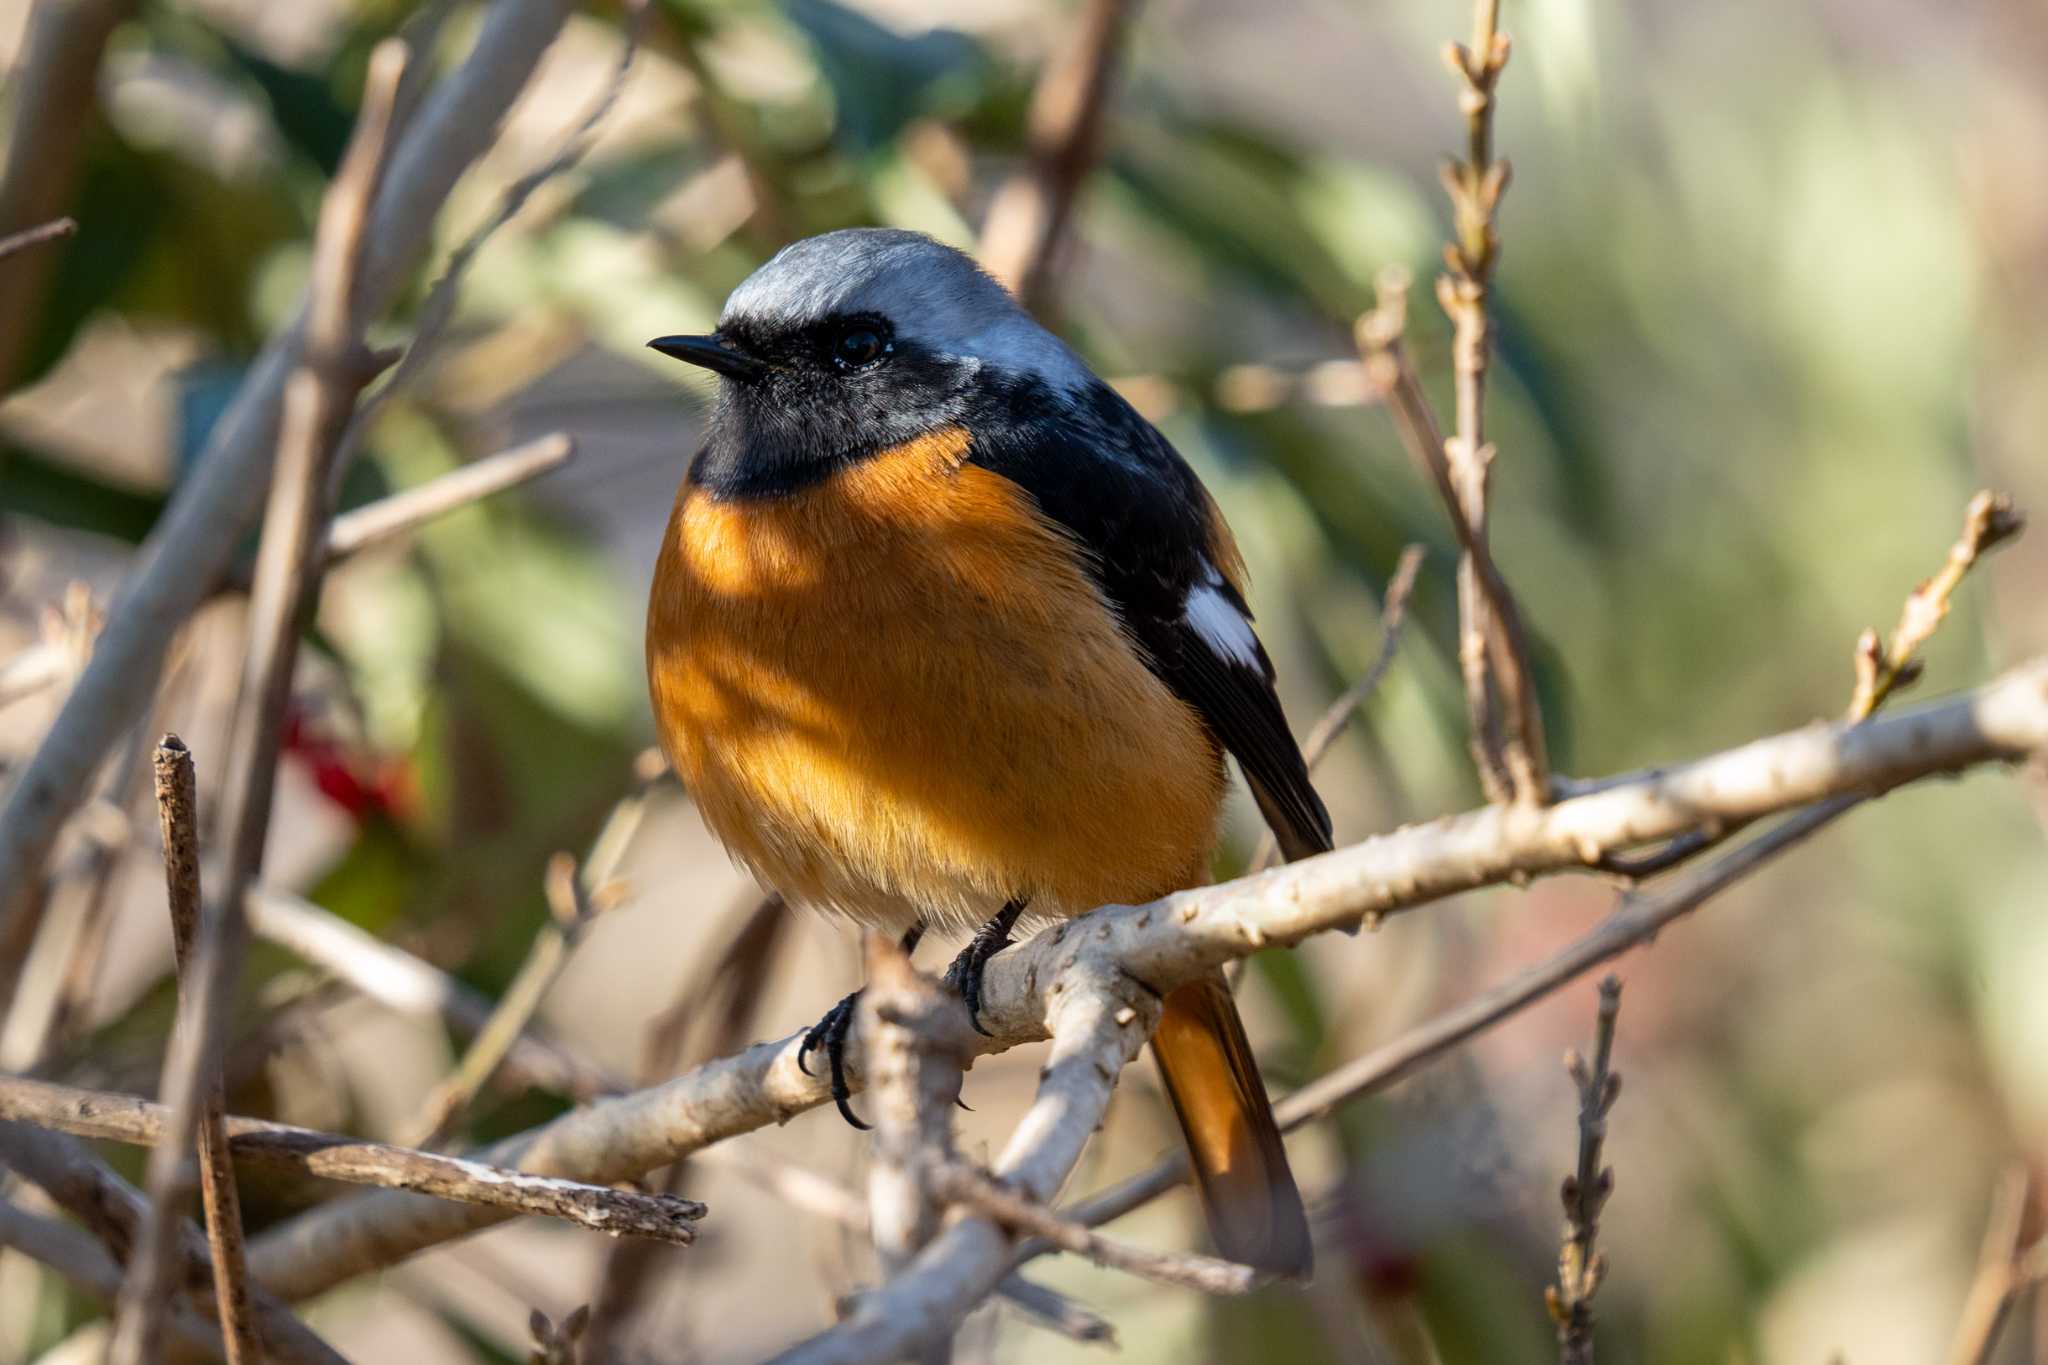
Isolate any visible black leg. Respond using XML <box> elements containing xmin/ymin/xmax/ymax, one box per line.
<box><xmin>797</xmin><ymin>919</ymin><xmax>926</xmax><ymax>1130</ymax></box>
<box><xmin>942</xmin><ymin>899</ymin><xmax>1026</xmax><ymax>1037</ymax></box>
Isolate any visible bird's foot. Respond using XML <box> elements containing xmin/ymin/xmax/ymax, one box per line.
<box><xmin>797</xmin><ymin>989</ymin><xmax>867</xmax><ymax>1129</ymax></box>
<box><xmin>941</xmin><ymin>900</ymin><xmax>1026</xmax><ymax>1037</ymax></box>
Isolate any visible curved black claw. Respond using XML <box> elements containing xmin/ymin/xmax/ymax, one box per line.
<box><xmin>798</xmin><ymin>989</ymin><xmax>868</xmax><ymax>1129</ymax></box>
<box><xmin>942</xmin><ymin>900</ymin><xmax>1026</xmax><ymax>1037</ymax></box>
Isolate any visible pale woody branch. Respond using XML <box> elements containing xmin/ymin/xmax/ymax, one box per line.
<box><xmin>239</xmin><ymin>658</ymin><xmax>2048</xmax><ymax>1304</ymax></box>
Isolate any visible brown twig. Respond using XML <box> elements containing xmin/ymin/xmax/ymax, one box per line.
<box><xmin>0</xmin><ymin>1073</ymin><xmax>707</xmax><ymax>1243</ymax></box>
<box><xmin>1592</xmin><ymin>489</ymin><xmax>2024</xmax><ymax>878</ymax></box>
<box><xmin>977</xmin><ymin>0</ymin><xmax>1136</xmax><ymax>309</ymax></box>
<box><xmin>928</xmin><ymin>1159</ymin><xmax>1258</xmax><ymax>1296</ymax></box>
<box><xmin>0</xmin><ymin>215</ymin><xmax>77</xmax><ymax>262</ymax></box>
<box><xmin>0</xmin><ymin>1120</ymin><xmax>348</xmax><ymax>1364</ymax></box>
<box><xmin>111</xmin><ymin>47</ymin><xmax>406</xmax><ymax>1365</ymax></box>
<box><xmin>1851</xmin><ymin>491</ymin><xmax>2025</xmax><ymax>721</ymax></box>
<box><xmin>108</xmin><ymin>737</ymin><xmax>261</xmax><ymax>1364</ymax></box>
<box><xmin>1944</xmin><ymin>1167</ymin><xmax>2048</xmax><ymax>1365</ymax></box>
<box><xmin>0</xmin><ymin>0</ymin><xmax>127</xmax><ymax>386</ymax></box>
<box><xmin>1357</xmin><ymin>267</ymin><xmax>1545</xmax><ymax>806</ymax></box>
<box><xmin>405</xmin><ymin>758</ymin><xmax>654</xmax><ymax>1147</ymax></box>
<box><xmin>1546</xmin><ymin>976</ymin><xmax>1622</xmax><ymax>1363</ymax></box>
<box><xmin>1251</xmin><ymin>544</ymin><xmax>1425</xmax><ymax>872</ymax></box>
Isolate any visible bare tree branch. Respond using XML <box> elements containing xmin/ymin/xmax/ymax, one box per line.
<box><xmin>0</xmin><ymin>1073</ymin><xmax>707</xmax><ymax>1243</ymax></box>
<box><xmin>1547</xmin><ymin>976</ymin><xmax>1622</xmax><ymax>1364</ymax></box>
<box><xmin>321</xmin><ymin>432</ymin><xmax>575</xmax><ymax>562</ymax></box>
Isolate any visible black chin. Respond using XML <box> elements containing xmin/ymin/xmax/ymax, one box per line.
<box><xmin>648</xmin><ymin>333</ymin><xmax>765</xmax><ymax>382</ymax></box>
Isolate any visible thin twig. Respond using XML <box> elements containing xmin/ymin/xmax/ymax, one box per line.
<box><xmin>405</xmin><ymin>758</ymin><xmax>654</xmax><ymax>1148</ymax></box>
<box><xmin>0</xmin><ymin>1121</ymin><xmax>348</xmax><ymax>1365</ymax></box>
<box><xmin>1593</xmin><ymin>489</ymin><xmax>2024</xmax><ymax>878</ymax></box>
<box><xmin>111</xmin><ymin>46</ymin><xmax>407</xmax><ymax>1365</ymax></box>
<box><xmin>0</xmin><ymin>215</ymin><xmax>76</xmax><ymax>262</ymax></box>
<box><xmin>1547</xmin><ymin>976</ymin><xmax>1622</xmax><ymax>1363</ymax></box>
<box><xmin>323</xmin><ymin>432</ymin><xmax>575</xmax><ymax>560</ymax></box>
<box><xmin>110</xmin><ymin>738</ymin><xmax>261</xmax><ymax>1363</ymax></box>
<box><xmin>247</xmin><ymin>884</ymin><xmax>623</xmax><ymax>1099</ymax></box>
<box><xmin>1944</xmin><ymin>1168</ymin><xmax>2048</xmax><ymax>1365</ymax></box>
<box><xmin>1851</xmin><ymin>491</ymin><xmax>2025</xmax><ymax>721</ymax></box>
<box><xmin>977</xmin><ymin>0</ymin><xmax>1137</xmax><ymax>309</ymax></box>
<box><xmin>328</xmin><ymin>0</ymin><xmax>651</xmax><ymax>500</ymax></box>
<box><xmin>236</xmin><ymin>659</ymin><xmax>2048</xmax><ymax>1303</ymax></box>
<box><xmin>0</xmin><ymin>1073</ymin><xmax>707</xmax><ymax>1243</ymax></box>
<box><xmin>1436</xmin><ymin>0</ymin><xmax>1548</xmax><ymax>804</ymax></box>
<box><xmin>1251</xmin><ymin>544</ymin><xmax>1425</xmax><ymax>872</ymax></box>
<box><xmin>928</xmin><ymin>1159</ymin><xmax>1258</xmax><ymax>1296</ymax></box>
<box><xmin>1357</xmin><ymin>268</ymin><xmax>1544</xmax><ymax>806</ymax></box>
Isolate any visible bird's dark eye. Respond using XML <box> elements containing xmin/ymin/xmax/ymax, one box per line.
<box><xmin>830</xmin><ymin>321</ymin><xmax>889</xmax><ymax>372</ymax></box>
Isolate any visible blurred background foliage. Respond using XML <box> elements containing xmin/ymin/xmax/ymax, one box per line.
<box><xmin>2</xmin><ymin>0</ymin><xmax>2046</xmax><ymax>1361</ymax></box>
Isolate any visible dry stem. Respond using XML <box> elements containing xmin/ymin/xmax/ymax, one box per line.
<box><xmin>1357</xmin><ymin>267</ymin><xmax>1545</xmax><ymax>806</ymax></box>
<box><xmin>406</xmin><ymin>762</ymin><xmax>653</xmax><ymax>1147</ymax></box>
<box><xmin>977</xmin><ymin>0</ymin><xmax>1136</xmax><ymax>309</ymax></box>
<box><xmin>1547</xmin><ymin>976</ymin><xmax>1622</xmax><ymax>1363</ymax></box>
<box><xmin>1945</xmin><ymin>1168</ymin><xmax>2048</xmax><ymax>1365</ymax></box>
<box><xmin>1251</xmin><ymin>543</ymin><xmax>1425</xmax><ymax>872</ymax></box>
<box><xmin>1851</xmin><ymin>490</ymin><xmax>2025</xmax><ymax>720</ymax></box>
<box><xmin>107</xmin><ymin>737</ymin><xmax>261</xmax><ymax>1364</ymax></box>
<box><xmin>0</xmin><ymin>1073</ymin><xmax>707</xmax><ymax>1243</ymax></box>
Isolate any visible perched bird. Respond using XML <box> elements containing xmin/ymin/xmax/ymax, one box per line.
<box><xmin>645</xmin><ymin>229</ymin><xmax>1329</xmax><ymax>1276</ymax></box>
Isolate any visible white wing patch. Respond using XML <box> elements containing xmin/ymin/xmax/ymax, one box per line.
<box><xmin>1184</xmin><ymin>579</ymin><xmax>1262</xmax><ymax>669</ymax></box>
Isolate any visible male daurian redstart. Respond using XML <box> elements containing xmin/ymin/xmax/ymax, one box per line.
<box><xmin>645</xmin><ymin>229</ymin><xmax>1329</xmax><ymax>1276</ymax></box>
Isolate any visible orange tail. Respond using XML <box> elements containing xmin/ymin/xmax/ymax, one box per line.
<box><xmin>1150</xmin><ymin>971</ymin><xmax>1311</xmax><ymax>1277</ymax></box>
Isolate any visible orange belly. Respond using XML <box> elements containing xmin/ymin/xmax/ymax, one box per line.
<box><xmin>646</xmin><ymin>427</ymin><xmax>1225</xmax><ymax>931</ymax></box>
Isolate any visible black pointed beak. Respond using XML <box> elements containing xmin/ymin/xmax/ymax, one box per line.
<box><xmin>647</xmin><ymin>333</ymin><xmax>766</xmax><ymax>382</ymax></box>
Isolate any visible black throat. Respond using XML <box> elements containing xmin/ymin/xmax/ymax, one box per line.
<box><xmin>689</xmin><ymin>341</ymin><xmax>977</xmax><ymax>500</ymax></box>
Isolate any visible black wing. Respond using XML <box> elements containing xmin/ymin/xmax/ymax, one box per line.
<box><xmin>965</xmin><ymin>378</ymin><xmax>1333</xmax><ymax>862</ymax></box>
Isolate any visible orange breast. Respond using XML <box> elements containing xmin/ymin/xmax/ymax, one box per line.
<box><xmin>646</xmin><ymin>427</ymin><xmax>1225</xmax><ymax>931</ymax></box>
